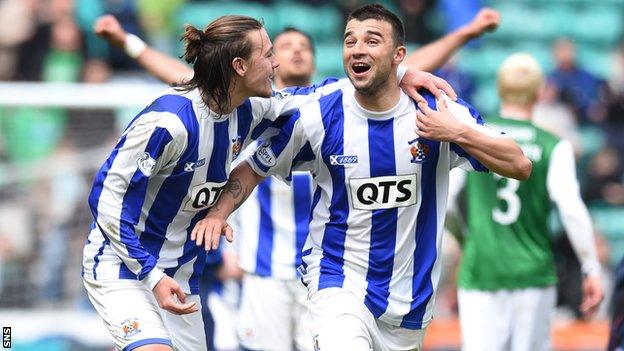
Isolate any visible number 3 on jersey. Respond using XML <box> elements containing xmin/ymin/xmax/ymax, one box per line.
<box><xmin>492</xmin><ymin>174</ymin><xmax>521</xmax><ymax>225</ymax></box>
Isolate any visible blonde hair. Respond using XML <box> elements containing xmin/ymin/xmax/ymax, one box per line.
<box><xmin>497</xmin><ymin>53</ymin><xmax>544</xmax><ymax>107</ymax></box>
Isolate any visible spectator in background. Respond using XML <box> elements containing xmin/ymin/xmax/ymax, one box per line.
<box><xmin>533</xmin><ymin>81</ymin><xmax>582</xmax><ymax>154</ymax></box>
<box><xmin>548</xmin><ymin>38</ymin><xmax>605</xmax><ymax>124</ymax></box>
<box><xmin>0</xmin><ymin>0</ymin><xmax>38</xmax><ymax>80</ymax></box>
<box><xmin>584</xmin><ymin>146</ymin><xmax>624</xmax><ymax>207</ymax></box>
<box><xmin>400</xmin><ymin>0</ymin><xmax>438</xmax><ymax>44</ymax></box>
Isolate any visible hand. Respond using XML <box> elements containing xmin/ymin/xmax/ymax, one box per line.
<box><xmin>400</xmin><ymin>70</ymin><xmax>457</xmax><ymax>103</ymax></box>
<box><xmin>217</xmin><ymin>250</ymin><xmax>244</xmax><ymax>281</ymax></box>
<box><xmin>93</xmin><ymin>14</ymin><xmax>127</xmax><ymax>48</ymax></box>
<box><xmin>191</xmin><ymin>212</ymin><xmax>234</xmax><ymax>251</ymax></box>
<box><xmin>465</xmin><ymin>8</ymin><xmax>500</xmax><ymax>39</ymax></box>
<box><xmin>580</xmin><ymin>275</ymin><xmax>604</xmax><ymax>318</ymax></box>
<box><xmin>415</xmin><ymin>98</ymin><xmax>466</xmax><ymax>142</ymax></box>
<box><xmin>153</xmin><ymin>275</ymin><xmax>199</xmax><ymax>315</ymax></box>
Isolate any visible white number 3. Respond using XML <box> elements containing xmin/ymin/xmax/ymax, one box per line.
<box><xmin>492</xmin><ymin>174</ymin><xmax>521</xmax><ymax>225</ymax></box>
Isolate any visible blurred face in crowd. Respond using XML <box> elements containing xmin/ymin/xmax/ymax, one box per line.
<box><xmin>554</xmin><ymin>39</ymin><xmax>577</xmax><ymax>70</ymax></box>
<box><xmin>273</xmin><ymin>31</ymin><xmax>315</xmax><ymax>86</ymax></box>
<box><xmin>343</xmin><ymin>18</ymin><xmax>405</xmax><ymax>96</ymax></box>
<box><xmin>239</xmin><ymin>28</ymin><xmax>279</xmax><ymax>98</ymax></box>
<box><xmin>51</xmin><ymin>17</ymin><xmax>81</xmax><ymax>51</ymax></box>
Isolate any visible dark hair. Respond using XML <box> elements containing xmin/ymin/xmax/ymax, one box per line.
<box><xmin>176</xmin><ymin>15</ymin><xmax>263</xmax><ymax>113</ymax></box>
<box><xmin>347</xmin><ymin>4</ymin><xmax>405</xmax><ymax>46</ymax></box>
<box><xmin>273</xmin><ymin>26</ymin><xmax>315</xmax><ymax>54</ymax></box>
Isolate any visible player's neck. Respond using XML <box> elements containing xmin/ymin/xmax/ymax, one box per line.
<box><xmin>275</xmin><ymin>76</ymin><xmax>312</xmax><ymax>89</ymax></box>
<box><xmin>500</xmin><ymin>104</ymin><xmax>533</xmax><ymax>121</ymax></box>
<box><xmin>354</xmin><ymin>81</ymin><xmax>401</xmax><ymax>112</ymax></box>
<box><xmin>206</xmin><ymin>86</ymin><xmax>247</xmax><ymax>115</ymax></box>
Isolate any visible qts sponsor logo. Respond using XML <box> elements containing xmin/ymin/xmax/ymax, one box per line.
<box><xmin>184</xmin><ymin>181</ymin><xmax>227</xmax><ymax>211</ymax></box>
<box><xmin>349</xmin><ymin>174</ymin><xmax>418</xmax><ymax>210</ymax></box>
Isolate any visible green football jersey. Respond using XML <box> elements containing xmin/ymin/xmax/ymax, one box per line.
<box><xmin>458</xmin><ymin>116</ymin><xmax>561</xmax><ymax>290</ymax></box>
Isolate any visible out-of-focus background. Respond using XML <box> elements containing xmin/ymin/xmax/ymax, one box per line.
<box><xmin>0</xmin><ymin>0</ymin><xmax>622</xmax><ymax>350</ymax></box>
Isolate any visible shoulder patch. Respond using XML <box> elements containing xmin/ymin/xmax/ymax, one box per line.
<box><xmin>256</xmin><ymin>141</ymin><xmax>277</xmax><ymax>167</ymax></box>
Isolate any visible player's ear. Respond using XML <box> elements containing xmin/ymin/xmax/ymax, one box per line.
<box><xmin>232</xmin><ymin>57</ymin><xmax>247</xmax><ymax>77</ymax></box>
<box><xmin>393</xmin><ymin>45</ymin><xmax>406</xmax><ymax>65</ymax></box>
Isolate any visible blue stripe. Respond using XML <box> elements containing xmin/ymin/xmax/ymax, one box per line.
<box><xmin>401</xmin><ymin>139</ymin><xmax>440</xmax><ymax>329</ymax></box>
<box><xmin>286</xmin><ymin>142</ymin><xmax>315</xmax><ymax>182</ymax></box>
<box><xmin>207</xmin><ymin>120</ymin><xmax>229</xmax><ymax>182</ymax></box>
<box><xmin>122</xmin><ymin>338</ymin><xmax>172</xmax><ymax>351</ymax></box>
<box><xmin>364</xmin><ymin>118</ymin><xmax>398</xmax><ymax>318</ymax></box>
<box><xmin>281</xmin><ymin>77</ymin><xmax>340</xmax><ymax>96</ymax></box>
<box><xmin>255</xmin><ymin>179</ymin><xmax>274</xmax><ymax>276</ymax></box>
<box><xmin>249</xmin><ymin>114</ymin><xmax>291</xmax><ymax>141</ymax></box>
<box><xmin>162</xmin><ymin>211</ymin><xmax>205</xmax><ymax>294</ymax></box>
<box><xmin>237</xmin><ymin>99</ymin><xmax>254</xmax><ymax>141</ymax></box>
<box><xmin>450</xmin><ymin>143</ymin><xmax>488</xmax><ymax>172</ymax></box>
<box><xmin>293</xmin><ymin>174</ymin><xmax>312</xmax><ymax>268</ymax></box>
<box><xmin>252</xmin><ymin>112</ymin><xmax>301</xmax><ymax>174</ymax></box>
<box><xmin>318</xmin><ymin>92</ymin><xmax>349</xmax><ymax>290</ymax></box>
<box><xmin>118</xmin><ymin>127</ymin><xmax>174</xmax><ymax>279</ymax></box>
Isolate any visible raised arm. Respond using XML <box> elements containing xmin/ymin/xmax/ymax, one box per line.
<box><xmin>94</xmin><ymin>15</ymin><xmax>193</xmax><ymax>85</ymax></box>
<box><xmin>404</xmin><ymin>8</ymin><xmax>500</xmax><ymax>72</ymax></box>
<box><xmin>416</xmin><ymin>97</ymin><xmax>532</xmax><ymax>180</ymax></box>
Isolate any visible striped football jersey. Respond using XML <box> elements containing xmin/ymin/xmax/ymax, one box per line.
<box><xmin>248</xmin><ymin>84</ymin><xmax>497</xmax><ymax>329</ymax></box>
<box><xmin>82</xmin><ymin>78</ymin><xmax>347</xmax><ymax>294</ymax></box>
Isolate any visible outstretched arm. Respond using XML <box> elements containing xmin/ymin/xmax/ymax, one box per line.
<box><xmin>404</xmin><ymin>8</ymin><xmax>500</xmax><ymax>72</ymax></box>
<box><xmin>191</xmin><ymin>162</ymin><xmax>265</xmax><ymax>251</ymax></box>
<box><xmin>94</xmin><ymin>15</ymin><xmax>193</xmax><ymax>85</ymax></box>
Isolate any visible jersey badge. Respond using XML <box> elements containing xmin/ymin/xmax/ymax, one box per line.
<box><xmin>121</xmin><ymin>318</ymin><xmax>141</xmax><ymax>339</ymax></box>
<box><xmin>231</xmin><ymin>136</ymin><xmax>243</xmax><ymax>160</ymax></box>
<box><xmin>137</xmin><ymin>152</ymin><xmax>156</xmax><ymax>176</ymax></box>
<box><xmin>256</xmin><ymin>141</ymin><xmax>276</xmax><ymax>167</ymax></box>
<box><xmin>409</xmin><ymin>138</ymin><xmax>429</xmax><ymax>164</ymax></box>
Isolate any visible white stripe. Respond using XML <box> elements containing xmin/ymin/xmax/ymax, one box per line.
<box><xmin>270</xmin><ymin>179</ymin><xmax>298</xmax><ymax>278</ymax></box>
<box><xmin>341</xmin><ymin>103</ymin><xmax>372</xmax><ymax>297</ymax></box>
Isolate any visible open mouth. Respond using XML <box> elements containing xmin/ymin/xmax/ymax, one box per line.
<box><xmin>352</xmin><ymin>62</ymin><xmax>371</xmax><ymax>75</ymax></box>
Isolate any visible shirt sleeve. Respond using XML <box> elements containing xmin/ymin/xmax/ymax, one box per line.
<box><xmin>547</xmin><ymin>139</ymin><xmax>601</xmax><ymax>277</ymax></box>
<box><xmin>244</xmin><ymin>77</ymin><xmax>347</xmax><ymax>142</ymax></box>
<box><xmin>443</xmin><ymin>95</ymin><xmax>502</xmax><ymax>172</ymax></box>
<box><xmin>246</xmin><ymin>107</ymin><xmax>317</xmax><ymax>184</ymax></box>
<box><xmin>90</xmin><ymin>111</ymin><xmax>187</xmax><ymax>289</ymax></box>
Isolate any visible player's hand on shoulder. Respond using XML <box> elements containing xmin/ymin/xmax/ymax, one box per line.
<box><xmin>580</xmin><ymin>275</ymin><xmax>604</xmax><ymax>318</ymax></box>
<box><xmin>415</xmin><ymin>98</ymin><xmax>467</xmax><ymax>142</ymax></box>
<box><xmin>153</xmin><ymin>275</ymin><xmax>199</xmax><ymax>315</ymax></box>
<box><xmin>400</xmin><ymin>70</ymin><xmax>457</xmax><ymax>103</ymax></box>
<box><xmin>191</xmin><ymin>212</ymin><xmax>234</xmax><ymax>251</ymax></box>
<box><xmin>93</xmin><ymin>14</ymin><xmax>127</xmax><ymax>48</ymax></box>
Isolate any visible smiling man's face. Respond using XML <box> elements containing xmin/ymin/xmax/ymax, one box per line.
<box><xmin>343</xmin><ymin>18</ymin><xmax>404</xmax><ymax>96</ymax></box>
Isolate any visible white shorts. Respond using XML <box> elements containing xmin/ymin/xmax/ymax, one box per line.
<box><xmin>83</xmin><ymin>276</ymin><xmax>207</xmax><ymax>351</ymax></box>
<box><xmin>307</xmin><ymin>288</ymin><xmax>425</xmax><ymax>351</ymax></box>
<box><xmin>458</xmin><ymin>286</ymin><xmax>556</xmax><ymax>351</ymax></box>
<box><xmin>238</xmin><ymin>274</ymin><xmax>312</xmax><ymax>351</ymax></box>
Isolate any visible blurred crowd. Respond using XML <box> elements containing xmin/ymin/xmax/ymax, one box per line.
<box><xmin>0</xmin><ymin>0</ymin><xmax>623</xmax><ymax>328</ymax></box>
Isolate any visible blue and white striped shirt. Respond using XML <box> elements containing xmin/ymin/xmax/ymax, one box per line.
<box><xmin>248</xmin><ymin>84</ymin><xmax>496</xmax><ymax>328</ymax></box>
<box><xmin>82</xmin><ymin>79</ymin><xmax>347</xmax><ymax>294</ymax></box>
